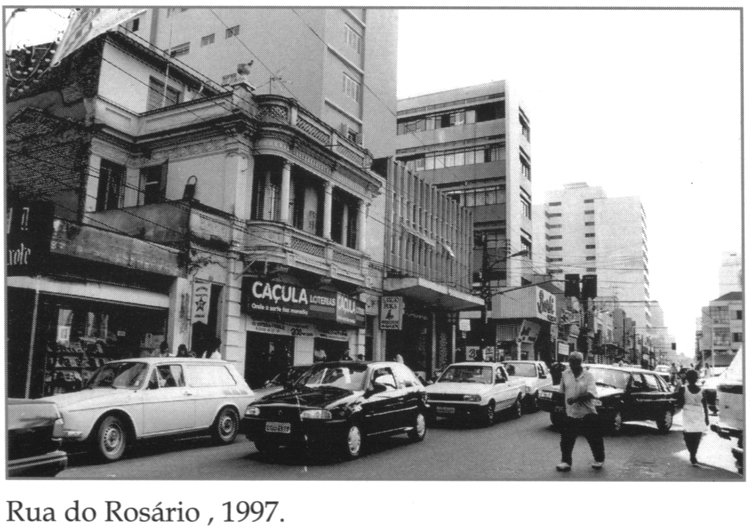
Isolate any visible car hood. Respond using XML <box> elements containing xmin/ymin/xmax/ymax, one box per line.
<box><xmin>43</xmin><ymin>389</ymin><xmax>134</xmax><ymax>410</ymax></box>
<box><xmin>596</xmin><ymin>386</ymin><xmax>625</xmax><ymax>398</ymax></box>
<box><xmin>252</xmin><ymin>387</ymin><xmax>361</xmax><ymax>409</ymax></box>
<box><xmin>426</xmin><ymin>382</ymin><xmax>492</xmax><ymax>395</ymax></box>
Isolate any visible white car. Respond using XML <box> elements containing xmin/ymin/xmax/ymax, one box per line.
<box><xmin>425</xmin><ymin>362</ymin><xmax>526</xmax><ymax>426</ymax></box>
<box><xmin>503</xmin><ymin>360</ymin><xmax>553</xmax><ymax>412</ymax></box>
<box><xmin>711</xmin><ymin>347</ymin><xmax>743</xmax><ymax>474</ymax></box>
<box><xmin>44</xmin><ymin>358</ymin><xmax>254</xmax><ymax>462</ymax></box>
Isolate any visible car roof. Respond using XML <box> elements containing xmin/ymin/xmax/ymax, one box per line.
<box><xmin>108</xmin><ymin>357</ymin><xmax>232</xmax><ymax>365</ymax></box>
<box><xmin>585</xmin><ymin>364</ymin><xmax>659</xmax><ymax>375</ymax></box>
<box><xmin>449</xmin><ymin>362</ymin><xmax>498</xmax><ymax>367</ymax></box>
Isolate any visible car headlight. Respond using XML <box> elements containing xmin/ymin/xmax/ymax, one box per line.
<box><xmin>300</xmin><ymin>409</ymin><xmax>332</xmax><ymax>420</ymax></box>
<box><xmin>463</xmin><ymin>395</ymin><xmax>481</xmax><ymax>402</ymax></box>
<box><xmin>245</xmin><ymin>406</ymin><xmax>261</xmax><ymax>417</ymax></box>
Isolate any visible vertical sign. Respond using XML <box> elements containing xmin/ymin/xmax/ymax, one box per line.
<box><xmin>379</xmin><ymin>296</ymin><xmax>403</xmax><ymax>330</ymax></box>
<box><xmin>6</xmin><ymin>202</ymin><xmax>54</xmax><ymax>276</ymax></box>
<box><xmin>191</xmin><ymin>282</ymin><xmax>211</xmax><ymax>325</ymax></box>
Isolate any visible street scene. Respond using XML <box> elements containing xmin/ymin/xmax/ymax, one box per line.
<box><xmin>3</xmin><ymin>7</ymin><xmax>744</xmax><ymax>520</ymax></box>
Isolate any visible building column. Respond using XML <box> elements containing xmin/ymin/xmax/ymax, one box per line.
<box><xmin>279</xmin><ymin>161</ymin><xmax>292</xmax><ymax>224</ymax></box>
<box><xmin>357</xmin><ymin>201</ymin><xmax>368</xmax><ymax>252</ymax></box>
<box><xmin>323</xmin><ymin>182</ymin><xmax>333</xmax><ymax>239</ymax></box>
<box><xmin>341</xmin><ymin>203</ymin><xmax>349</xmax><ymax>246</ymax></box>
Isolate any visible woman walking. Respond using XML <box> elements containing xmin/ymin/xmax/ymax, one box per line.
<box><xmin>679</xmin><ymin>369</ymin><xmax>709</xmax><ymax>466</ymax></box>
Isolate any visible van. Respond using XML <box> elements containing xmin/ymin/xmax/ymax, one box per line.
<box><xmin>710</xmin><ymin>346</ymin><xmax>743</xmax><ymax>474</ymax></box>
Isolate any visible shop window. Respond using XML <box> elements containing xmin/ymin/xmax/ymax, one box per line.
<box><xmin>97</xmin><ymin>159</ymin><xmax>125</xmax><ymax>211</ymax></box>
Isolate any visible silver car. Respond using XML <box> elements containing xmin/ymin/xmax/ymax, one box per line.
<box><xmin>43</xmin><ymin>358</ymin><xmax>254</xmax><ymax>462</ymax></box>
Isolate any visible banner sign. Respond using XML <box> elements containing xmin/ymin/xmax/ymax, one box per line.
<box><xmin>242</xmin><ymin>279</ymin><xmax>364</xmax><ymax>327</ymax></box>
<box><xmin>6</xmin><ymin>202</ymin><xmax>54</xmax><ymax>276</ymax></box>
<box><xmin>380</xmin><ymin>296</ymin><xmax>404</xmax><ymax>330</ymax></box>
<box><xmin>518</xmin><ymin>320</ymin><xmax>541</xmax><ymax>343</ymax></box>
<box><xmin>191</xmin><ymin>282</ymin><xmax>211</xmax><ymax>325</ymax></box>
<box><xmin>536</xmin><ymin>288</ymin><xmax>557</xmax><ymax>322</ymax></box>
<box><xmin>459</xmin><ymin>318</ymin><xmax>472</xmax><ymax>332</ymax></box>
<box><xmin>247</xmin><ymin>318</ymin><xmax>349</xmax><ymax>341</ymax></box>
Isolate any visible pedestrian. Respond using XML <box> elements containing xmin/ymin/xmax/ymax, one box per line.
<box><xmin>202</xmin><ymin>337</ymin><xmax>222</xmax><ymax>359</ymax></box>
<box><xmin>556</xmin><ymin>351</ymin><xmax>605</xmax><ymax>472</ymax></box>
<box><xmin>678</xmin><ymin>369</ymin><xmax>709</xmax><ymax>466</ymax></box>
<box><xmin>670</xmin><ymin>362</ymin><xmax>679</xmax><ymax>386</ymax></box>
<box><xmin>313</xmin><ymin>347</ymin><xmax>327</xmax><ymax>362</ymax></box>
<box><xmin>356</xmin><ymin>353</ymin><xmax>365</xmax><ymax>361</ymax></box>
<box><xmin>177</xmin><ymin>344</ymin><xmax>190</xmax><ymax>358</ymax></box>
<box><xmin>550</xmin><ymin>361</ymin><xmax>563</xmax><ymax>385</ymax></box>
<box><xmin>158</xmin><ymin>340</ymin><xmax>170</xmax><ymax>357</ymax></box>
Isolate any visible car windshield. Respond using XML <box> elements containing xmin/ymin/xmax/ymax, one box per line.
<box><xmin>438</xmin><ymin>365</ymin><xmax>493</xmax><ymax>384</ymax></box>
<box><xmin>506</xmin><ymin>363</ymin><xmax>537</xmax><ymax>377</ymax></box>
<box><xmin>269</xmin><ymin>367</ymin><xmax>307</xmax><ymax>386</ymax></box>
<box><xmin>294</xmin><ymin>364</ymin><xmax>368</xmax><ymax>391</ymax></box>
<box><xmin>85</xmin><ymin>362</ymin><xmax>149</xmax><ymax>390</ymax></box>
<box><xmin>587</xmin><ymin>368</ymin><xmax>629</xmax><ymax>390</ymax></box>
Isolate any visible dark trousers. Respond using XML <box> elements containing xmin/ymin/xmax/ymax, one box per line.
<box><xmin>683</xmin><ymin>432</ymin><xmax>702</xmax><ymax>460</ymax></box>
<box><xmin>560</xmin><ymin>414</ymin><xmax>605</xmax><ymax>465</ymax></box>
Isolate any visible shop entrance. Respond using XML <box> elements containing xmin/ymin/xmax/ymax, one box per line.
<box><xmin>313</xmin><ymin>338</ymin><xmax>350</xmax><ymax>362</ymax></box>
<box><xmin>244</xmin><ymin>332</ymin><xmax>294</xmax><ymax>389</ymax></box>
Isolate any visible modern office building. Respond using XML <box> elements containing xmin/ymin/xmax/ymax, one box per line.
<box><xmin>541</xmin><ymin>183</ymin><xmax>652</xmax><ymax>332</ymax></box>
<box><xmin>395</xmin><ymin>80</ymin><xmax>548</xmax><ymax>361</ymax></box>
<box><xmin>125</xmin><ymin>8</ymin><xmax>398</xmax><ymax>159</ymax></box>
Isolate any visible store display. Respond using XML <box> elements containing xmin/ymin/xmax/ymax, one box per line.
<box><xmin>42</xmin><ymin>340</ymin><xmax>111</xmax><ymax>396</ymax></box>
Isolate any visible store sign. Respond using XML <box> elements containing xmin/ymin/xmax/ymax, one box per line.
<box><xmin>6</xmin><ymin>202</ymin><xmax>54</xmax><ymax>276</ymax></box>
<box><xmin>536</xmin><ymin>289</ymin><xmax>557</xmax><ymax>322</ymax></box>
<box><xmin>380</xmin><ymin>296</ymin><xmax>404</xmax><ymax>330</ymax></box>
<box><xmin>247</xmin><ymin>318</ymin><xmax>349</xmax><ymax>341</ymax></box>
<box><xmin>558</xmin><ymin>342</ymin><xmax>570</xmax><ymax>356</ymax></box>
<box><xmin>191</xmin><ymin>282</ymin><xmax>211</xmax><ymax>325</ymax></box>
<box><xmin>242</xmin><ymin>279</ymin><xmax>364</xmax><ymax>327</ymax></box>
<box><xmin>518</xmin><ymin>320</ymin><xmax>541</xmax><ymax>343</ymax></box>
<box><xmin>459</xmin><ymin>318</ymin><xmax>472</xmax><ymax>332</ymax></box>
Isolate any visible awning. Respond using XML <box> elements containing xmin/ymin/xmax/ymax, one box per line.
<box><xmin>383</xmin><ymin>276</ymin><xmax>484</xmax><ymax>312</ymax></box>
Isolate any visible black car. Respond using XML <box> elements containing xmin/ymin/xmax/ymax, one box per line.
<box><xmin>241</xmin><ymin>361</ymin><xmax>428</xmax><ymax>459</ymax></box>
<box><xmin>8</xmin><ymin>398</ymin><xmax>68</xmax><ymax>477</ymax></box>
<box><xmin>537</xmin><ymin>365</ymin><xmax>678</xmax><ymax>434</ymax></box>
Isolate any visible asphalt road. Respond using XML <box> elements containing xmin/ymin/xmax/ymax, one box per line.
<box><xmin>58</xmin><ymin>410</ymin><xmax>741</xmax><ymax>481</ymax></box>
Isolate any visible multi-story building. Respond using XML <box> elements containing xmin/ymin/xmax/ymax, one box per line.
<box><xmin>6</xmin><ymin>29</ymin><xmax>386</xmax><ymax>396</ymax></box>
<box><xmin>128</xmin><ymin>8</ymin><xmax>398</xmax><ymax>159</ymax></box>
<box><xmin>540</xmin><ymin>183</ymin><xmax>652</xmax><ymax>334</ymax></box>
<box><xmin>718</xmin><ymin>250</ymin><xmax>742</xmax><ymax>295</ymax></box>
<box><xmin>697</xmin><ymin>292</ymin><xmax>743</xmax><ymax>368</ymax></box>
<box><xmin>395</xmin><ymin>80</ymin><xmax>543</xmax><ymax>361</ymax></box>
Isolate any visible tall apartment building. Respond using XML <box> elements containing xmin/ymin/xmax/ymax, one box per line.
<box><xmin>718</xmin><ymin>250</ymin><xmax>742</xmax><ymax>295</ymax></box>
<box><xmin>540</xmin><ymin>183</ymin><xmax>651</xmax><ymax>333</ymax></box>
<box><xmin>395</xmin><ymin>81</ymin><xmax>551</xmax><ymax>362</ymax></box>
<box><xmin>126</xmin><ymin>8</ymin><xmax>397</xmax><ymax>159</ymax></box>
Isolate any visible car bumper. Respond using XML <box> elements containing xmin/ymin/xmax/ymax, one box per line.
<box><xmin>8</xmin><ymin>450</ymin><xmax>68</xmax><ymax>478</ymax></box>
<box><xmin>241</xmin><ymin>417</ymin><xmax>348</xmax><ymax>448</ymax></box>
<box><xmin>427</xmin><ymin>402</ymin><xmax>485</xmax><ymax>419</ymax></box>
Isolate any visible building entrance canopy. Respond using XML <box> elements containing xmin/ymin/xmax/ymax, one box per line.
<box><xmin>384</xmin><ymin>276</ymin><xmax>483</xmax><ymax>312</ymax></box>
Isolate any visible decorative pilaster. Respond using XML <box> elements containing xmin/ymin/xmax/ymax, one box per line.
<box><xmin>280</xmin><ymin>161</ymin><xmax>292</xmax><ymax>224</ymax></box>
<box><xmin>357</xmin><ymin>202</ymin><xmax>368</xmax><ymax>252</ymax></box>
<box><xmin>323</xmin><ymin>182</ymin><xmax>333</xmax><ymax>240</ymax></box>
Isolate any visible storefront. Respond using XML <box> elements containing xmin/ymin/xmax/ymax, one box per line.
<box><xmin>241</xmin><ymin>278</ymin><xmax>365</xmax><ymax>388</ymax></box>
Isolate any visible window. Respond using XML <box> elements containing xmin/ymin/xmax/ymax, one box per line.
<box><xmin>153</xmin><ymin>365</ymin><xmax>185</xmax><ymax>388</ymax></box>
<box><xmin>585</xmin><ymin>221</ymin><xmax>595</xmax><ymax>226</ymax></box>
<box><xmin>586</xmin><ymin>244</ymin><xmax>596</xmax><ymax>249</ymax></box>
<box><xmin>344</xmin><ymin>24</ymin><xmax>362</xmax><ymax>54</ymax></box>
<box><xmin>737</xmin><ymin>310</ymin><xmax>743</xmax><ymax>320</ymax></box>
<box><xmin>548</xmin><ymin>235</ymin><xmax>562</xmax><ymax>240</ymax></box>
<box><xmin>226</xmin><ymin>25</ymin><xmax>240</xmax><ymax>38</ymax></box>
<box><xmin>548</xmin><ymin>246</ymin><xmax>562</xmax><ymax>252</ymax></box>
<box><xmin>201</xmin><ymin>34</ymin><xmax>215</xmax><ymax>46</ymax></box>
<box><xmin>343</xmin><ymin>73</ymin><xmax>361</xmax><ymax>102</ymax></box>
<box><xmin>548</xmin><ymin>257</ymin><xmax>563</xmax><ymax>262</ymax></box>
<box><xmin>584</xmin><ymin>199</ymin><xmax>594</xmax><ymax>203</ymax></box>
<box><xmin>586</xmin><ymin>256</ymin><xmax>596</xmax><ymax>261</ymax></box>
<box><xmin>169</xmin><ymin>42</ymin><xmax>190</xmax><ymax>58</ymax></box>
<box><xmin>521</xmin><ymin>196</ymin><xmax>531</xmax><ymax>219</ymax></box>
<box><xmin>733</xmin><ymin>332</ymin><xmax>743</xmax><ymax>343</ymax></box>
<box><xmin>140</xmin><ymin>162</ymin><xmax>168</xmax><ymax>205</ymax></box>
<box><xmin>585</xmin><ymin>233</ymin><xmax>595</xmax><ymax>238</ymax></box>
<box><xmin>147</xmin><ymin>77</ymin><xmax>182</xmax><ymax>111</ymax></box>
<box><xmin>584</xmin><ymin>210</ymin><xmax>594</xmax><ymax>215</ymax></box>
<box><xmin>586</xmin><ymin>267</ymin><xmax>596</xmax><ymax>272</ymax></box>
<box><xmin>643</xmin><ymin>374</ymin><xmax>660</xmax><ymax>391</ymax></box>
<box><xmin>520</xmin><ymin>115</ymin><xmax>530</xmax><ymax>140</ymax></box>
<box><xmin>710</xmin><ymin>306</ymin><xmax>729</xmax><ymax>323</ymax></box>
<box><xmin>186</xmin><ymin>365</ymin><xmax>237</xmax><ymax>387</ymax></box>
<box><xmin>713</xmin><ymin>327</ymin><xmax>731</xmax><ymax>346</ymax></box>
<box><xmin>124</xmin><ymin>17</ymin><xmax>140</xmax><ymax>32</ymax></box>
<box><xmin>520</xmin><ymin>157</ymin><xmax>531</xmax><ymax>180</ymax></box>
<box><xmin>548</xmin><ymin>213</ymin><xmax>562</xmax><ymax>218</ymax></box>
<box><xmin>549</xmin><ymin>202</ymin><xmax>562</xmax><ymax>206</ymax></box>
<box><xmin>97</xmin><ymin>160</ymin><xmax>125</xmax><ymax>211</ymax></box>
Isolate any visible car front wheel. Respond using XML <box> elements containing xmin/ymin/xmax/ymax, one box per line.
<box><xmin>341</xmin><ymin>423</ymin><xmax>363</xmax><ymax>460</ymax></box>
<box><xmin>408</xmin><ymin>411</ymin><xmax>427</xmax><ymax>442</ymax></box>
<box><xmin>212</xmin><ymin>407</ymin><xmax>239</xmax><ymax>444</ymax></box>
<box><xmin>93</xmin><ymin>415</ymin><xmax>128</xmax><ymax>462</ymax></box>
<box><xmin>656</xmin><ymin>409</ymin><xmax>674</xmax><ymax>433</ymax></box>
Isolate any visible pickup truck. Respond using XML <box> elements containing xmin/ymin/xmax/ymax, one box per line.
<box><xmin>425</xmin><ymin>362</ymin><xmax>526</xmax><ymax>426</ymax></box>
<box><xmin>8</xmin><ymin>398</ymin><xmax>68</xmax><ymax>477</ymax></box>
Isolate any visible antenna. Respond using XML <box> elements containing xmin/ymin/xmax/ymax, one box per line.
<box><xmin>269</xmin><ymin>67</ymin><xmax>292</xmax><ymax>95</ymax></box>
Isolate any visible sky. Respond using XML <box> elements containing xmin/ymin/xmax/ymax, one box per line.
<box><xmin>5</xmin><ymin>7</ymin><xmax>744</xmax><ymax>357</ymax></box>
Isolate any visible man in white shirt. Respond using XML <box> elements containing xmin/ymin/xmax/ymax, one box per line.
<box><xmin>556</xmin><ymin>351</ymin><xmax>605</xmax><ymax>472</ymax></box>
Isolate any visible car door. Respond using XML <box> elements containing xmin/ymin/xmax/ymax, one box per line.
<box><xmin>186</xmin><ymin>363</ymin><xmax>240</xmax><ymax>427</ymax></box>
<box><xmin>360</xmin><ymin>366</ymin><xmax>405</xmax><ymax>435</ymax></box>
<box><xmin>625</xmin><ymin>373</ymin><xmax>650</xmax><ymax>421</ymax></box>
<box><xmin>492</xmin><ymin>366</ymin><xmax>514</xmax><ymax>410</ymax></box>
<box><xmin>392</xmin><ymin>364</ymin><xmax>423</xmax><ymax>423</ymax></box>
<box><xmin>141</xmin><ymin>364</ymin><xmax>196</xmax><ymax>435</ymax></box>
<box><xmin>641</xmin><ymin>373</ymin><xmax>664</xmax><ymax>419</ymax></box>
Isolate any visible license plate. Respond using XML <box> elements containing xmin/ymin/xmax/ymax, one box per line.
<box><xmin>540</xmin><ymin>392</ymin><xmax>552</xmax><ymax>399</ymax></box>
<box><xmin>436</xmin><ymin>406</ymin><xmax>455</xmax><ymax>414</ymax></box>
<box><xmin>265</xmin><ymin>422</ymin><xmax>291</xmax><ymax>434</ymax></box>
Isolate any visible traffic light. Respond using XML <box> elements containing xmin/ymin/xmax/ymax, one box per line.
<box><xmin>581</xmin><ymin>274</ymin><xmax>597</xmax><ymax>299</ymax></box>
<box><xmin>564</xmin><ymin>274</ymin><xmax>580</xmax><ymax>298</ymax></box>
<box><xmin>671</xmin><ymin>342</ymin><xmax>677</xmax><ymax>351</ymax></box>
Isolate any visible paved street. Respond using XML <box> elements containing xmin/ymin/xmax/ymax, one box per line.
<box><xmin>59</xmin><ymin>410</ymin><xmax>741</xmax><ymax>481</ymax></box>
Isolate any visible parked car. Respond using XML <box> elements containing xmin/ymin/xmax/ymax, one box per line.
<box><xmin>8</xmin><ymin>398</ymin><xmax>68</xmax><ymax>477</ymax></box>
<box><xmin>711</xmin><ymin>347</ymin><xmax>743</xmax><ymax>474</ymax></box>
<box><xmin>252</xmin><ymin>365</ymin><xmax>310</xmax><ymax>400</ymax></box>
<box><xmin>653</xmin><ymin>365</ymin><xmax>672</xmax><ymax>386</ymax></box>
<box><xmin>425</xmin><ymin>362</ymin><xmax>526</xmax><ymax>426</ymax></box>
<box><xmin>504</xmin><ymin>360</ymin><xmax>553</xmax><ymax>412</ymax></box>
<box><xmin>242</xmin><ymin>361</ymin><xmax>427</xmax><ymax>460</ymax></box>
<box><xmin>701</xmin><ymin>366</ymin><xmax>729</xmax><ymax>414</ymax></box>
<box><xmin>537</xmin><ymin>364</ymin><xmax>678</xmax><ymax>434</ymax></box>
<box><xmin>43</xmin><ymin>357</ymin><xmax>255</xmax><ymax>462</ymax></box>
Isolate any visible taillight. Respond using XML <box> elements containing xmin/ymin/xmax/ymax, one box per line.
<box><xmin>52</xmin><ymin>408</ymin><xmax>65</xmax><ymax>438</ymax></box>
